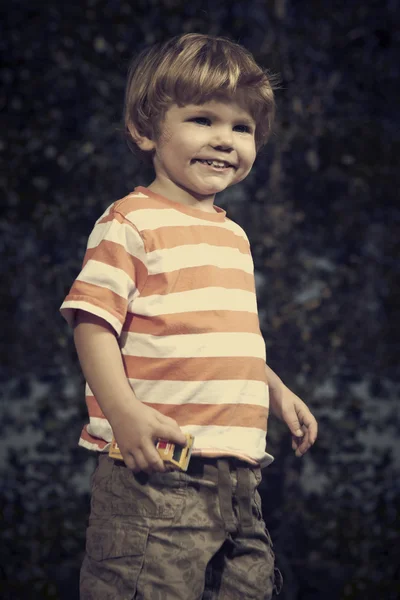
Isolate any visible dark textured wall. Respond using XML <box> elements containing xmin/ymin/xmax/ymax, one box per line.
<box><xmin>1</xmin><ymin>1</ymin><xmax>399</xmax><ymax>598</ymax></box>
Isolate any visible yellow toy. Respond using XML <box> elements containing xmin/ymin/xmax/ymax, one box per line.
<box><xmin>109</xmin><ymin>433</ymin><xmax>195</xmax><ymax>471</ymax></box>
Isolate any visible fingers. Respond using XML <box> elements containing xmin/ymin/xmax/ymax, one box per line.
<box><xmin>155</xmin><ymin>415</ymin><xmax>187</xmax><ymax>446</ymax></box>
<box><xmin>302</xmin><ymin>410</ymin><xmax>318</xmax><ymax>441</ymax></box>
<box><xmin>112</xmin><ymin>405</ymin><xmax>187</xmax><ymax>473</ymax></box>
<box><xmin>288</xmin><ymin>403</ymin><xmax>318</xmax><ymax>457</ymax></box>
<box><xmin>122</xmin><ymin>444</ymin><xmax>166</xmax><ymax>474</ymax></box>
<box><xmin>124</xmin><ymin>452</ymin><xmax>140</xmax><ymax>472</ymax></box>
<box><xmin>142</xmin><ymin>442</ymin><xmax>167</xmax><ymax>473</ymax></box>
<box><xmin>292</xmin><ymin>419</ymin><xmax>318</xmax><ymax>457</ymax></box>
<box><xmin>112</xmin><ymin>398</ymin><xmax>190</xmax><ymax>473</ymax></box>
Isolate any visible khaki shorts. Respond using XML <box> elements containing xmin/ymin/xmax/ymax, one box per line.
<box><xmin>80</xmin><ymin>454</ymin><xmax>283</xmax><ymax>599</ymax></box>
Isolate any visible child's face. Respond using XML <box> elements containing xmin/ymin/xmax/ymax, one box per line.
<box><xmin>142</xmin><ymin>98</ymin><xmax>257</xmax><ymax>208</ymax></box>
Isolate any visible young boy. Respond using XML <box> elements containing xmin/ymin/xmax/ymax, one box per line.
<box><xmin>61</xmin><ymin>33</ymin><xmax>317</xmax><ymax>600</ymax></box>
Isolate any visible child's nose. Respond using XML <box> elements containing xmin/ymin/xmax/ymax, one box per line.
<box><xmin>211</xmin><ymin>126</ymin><xmax>234</xmax><ymax>150</ymax></box>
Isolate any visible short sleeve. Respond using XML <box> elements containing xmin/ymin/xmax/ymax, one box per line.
<box><xmin>60</xmin><ymin>206</ymin><xmax>148</xmax><ymax>335</ymax></box>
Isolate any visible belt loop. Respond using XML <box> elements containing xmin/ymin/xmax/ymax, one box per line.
<box><xmin>236</xmin><ymin>467</ymin><xmax>254</xmax><ymax>536</ymax></box>
<box><xmin>217</xmin><ymin>459</ymin><xmax>236</xmax><ymax>533</ymax></box>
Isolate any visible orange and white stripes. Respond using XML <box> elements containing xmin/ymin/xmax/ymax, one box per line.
<box><xmin>60</xmin><ymin>187</ymin><xmax>273</xmax><ymax>466</ymax></box>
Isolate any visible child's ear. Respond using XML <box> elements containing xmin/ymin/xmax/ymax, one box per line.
<box><xmin>127</xmin><ymin>123</ymin><xmax>156</xmax><ymax>152</ymax></box>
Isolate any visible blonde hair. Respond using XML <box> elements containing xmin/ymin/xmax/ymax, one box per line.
<box><xmin>124</xmin><ymin>33</ymin><xmax>277</xmax><ymax>155</ymax></box>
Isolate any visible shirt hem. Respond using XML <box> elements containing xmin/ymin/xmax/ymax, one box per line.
<box><xmin>78</xmin><ymin>438</ymin><xmax>274</xmax><ymax>467</ymax></box>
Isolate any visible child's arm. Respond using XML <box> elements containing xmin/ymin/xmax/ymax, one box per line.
<box><xmin>266</xmin><ymin>364</ymin><xmax>318</xmax><ymax>457</ymax></box>
<box><xmin>73</xmin><ymin>310</ymin><xmax>187</xmax><ymax>473</ymax></box>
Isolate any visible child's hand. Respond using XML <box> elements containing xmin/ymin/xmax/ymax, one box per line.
<box><xmin>266</xmin><ymin>364</ymin><xmax>318</xmax><ymax>457</ymax></box>
<box><xmin>272</xmin><ymin>388</ymin><xmax>318</xmax><ymax>457</ymax></box>
<box><xmin>110</xmin><ymin>401</ymin><xmax>187</xmax><ymax>473</ymax></box>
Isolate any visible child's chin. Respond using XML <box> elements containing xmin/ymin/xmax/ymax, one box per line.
<box><xmin>195</xmin><ymin>183</ymin><xmax>231</xmax><ymax>195</ymax></box>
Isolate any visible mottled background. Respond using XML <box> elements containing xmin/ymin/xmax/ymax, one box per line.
<box><xmin>1</xmin><ymin>1</ymin><xmax>399</xmax><ymax>598</ymax></box>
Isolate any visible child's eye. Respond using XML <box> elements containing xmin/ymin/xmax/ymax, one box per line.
<box><xmin>190</xmin><ymin>117</ymin><xmax>211</xmax><ymax>126</ymax></box>
<box><xmin>234</xmin><ymin>124</ymin><xmax>253</xmax><ymax>134</ymax></box>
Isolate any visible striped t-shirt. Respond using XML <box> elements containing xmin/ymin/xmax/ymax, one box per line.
<box><xmin>60</xmin><ymin>187</ymin><xmax>273</xmax><ymax>467</ymax></box>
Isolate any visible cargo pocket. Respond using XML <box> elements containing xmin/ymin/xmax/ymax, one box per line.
<box><xmin>111</xmin><ymin>463</ymin><xmax>187</xmax><ymax>519</ymax></box>
<box><xmin>81</xmin><ymin>521</ymin><xmax>148</xmax><ymax>599</ymax></box>
<box><xmin>260</xmin><ymin>525</ymin><xmax>283</xmax><ymax>596</ymax></box>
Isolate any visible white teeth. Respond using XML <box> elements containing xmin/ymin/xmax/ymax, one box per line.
<box><xmin>197</xmin><ymin>159</ymin><xmax>229</xmax><ymax>168</ymax></box>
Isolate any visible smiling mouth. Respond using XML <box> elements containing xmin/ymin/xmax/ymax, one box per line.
<box><xmin>192</xmin><ymin>159</ymin><xmax>235</xmax><ymax>169</ymax></box>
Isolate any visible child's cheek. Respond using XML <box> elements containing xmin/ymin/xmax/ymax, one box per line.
<box><xmin>159</xmin><ymin>126</ymin><xmax>174</xmax><ymax>145</ymax></box>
